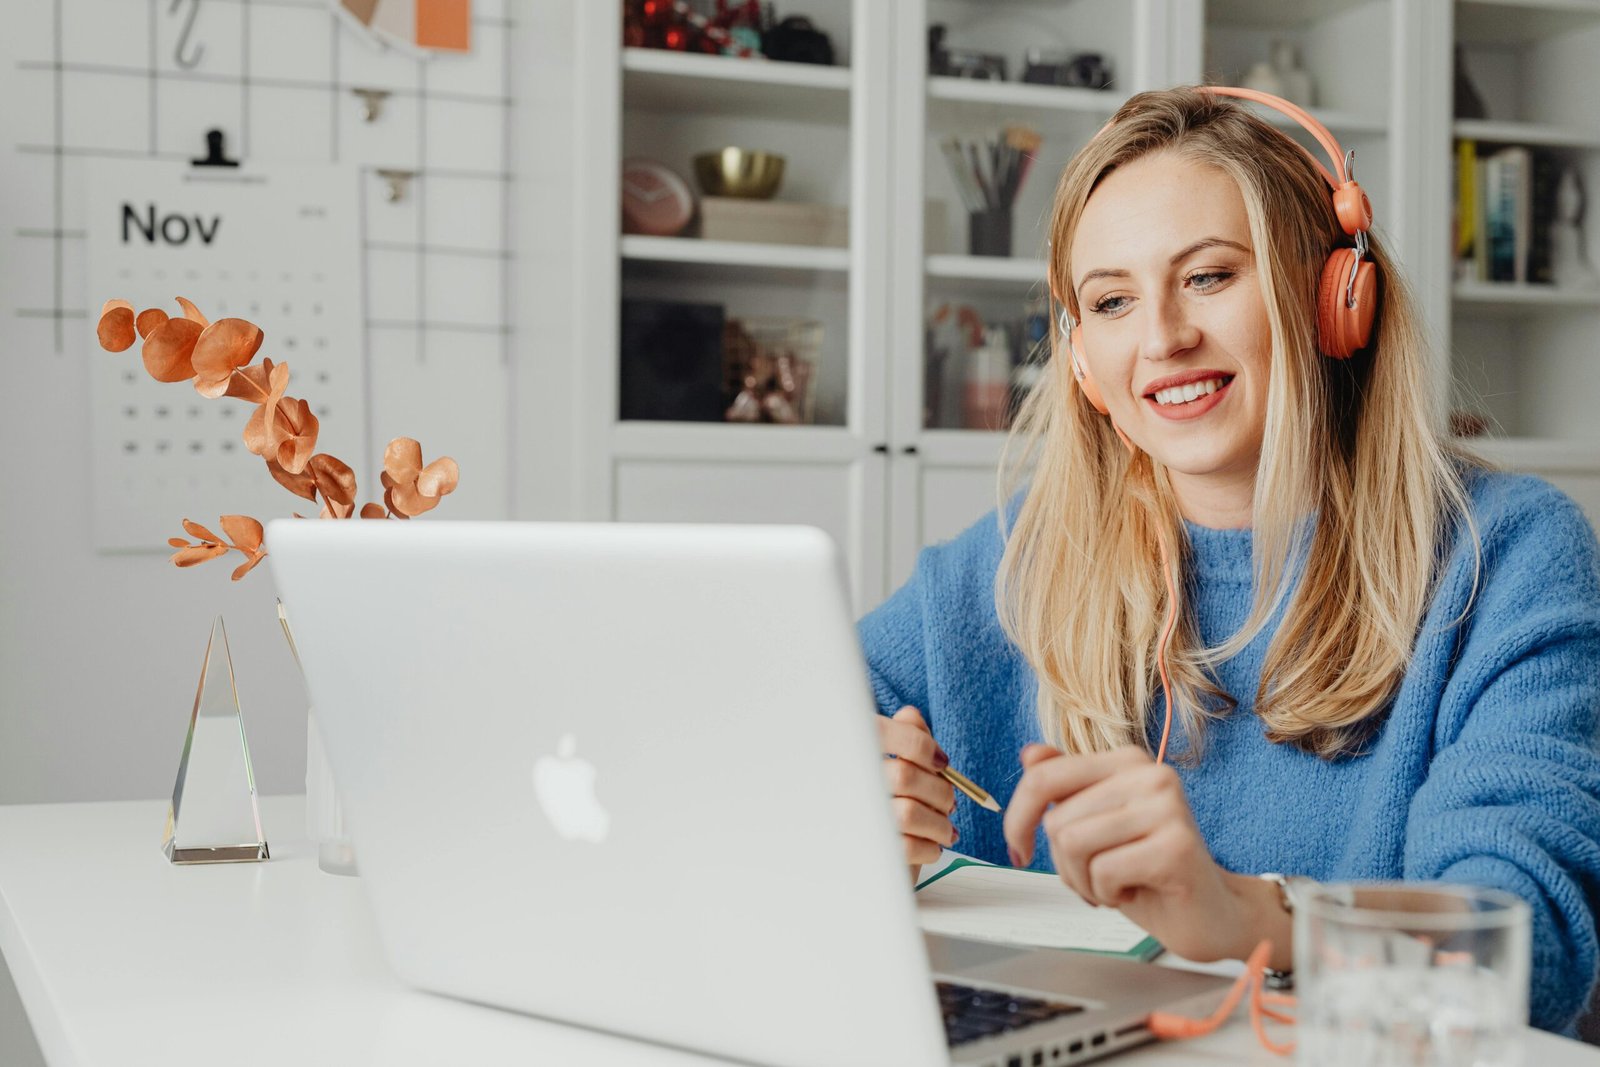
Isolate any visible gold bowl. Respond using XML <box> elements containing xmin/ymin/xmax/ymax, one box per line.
<box><xmin>693</xmin><ymin>148</ymin><xmax>786</xmax><ymax>199</ymax></box>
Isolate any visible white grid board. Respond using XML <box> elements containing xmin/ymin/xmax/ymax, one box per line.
<box><xmin>2</xmin><ymin>0</ymin><xmax>516</xmax><ymax>538</ymax></box>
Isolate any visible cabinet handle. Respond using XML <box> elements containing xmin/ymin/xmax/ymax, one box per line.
<box><xmin>901</xmin><ymin>445</ymin><xmax>920</xmax><ymax>456</ymax></box>
<box><xmin>872</xmin><ymin>443</ymin><xmax>889</xmax><ymax>454</ymax></box>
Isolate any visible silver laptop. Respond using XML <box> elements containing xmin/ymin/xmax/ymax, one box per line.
<box><xmin>267</xmin><ymin>519</ymin><xmax>1228</xmax><ymax>1067</ymax></box>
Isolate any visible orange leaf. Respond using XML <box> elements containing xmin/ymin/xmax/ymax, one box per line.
<box><xmin>175</xmin><ymin>296</ymin><xmax>209</xmax><ymax>327</ymax></box>
<box><xmin>181</xmin><ymin>518</ymin><xmax>220</xmax><ymax>543</ymax></box>
<box><xmin>230</xmin><ymin>552</ymin><xmax>267</xmax><ymax>582</ymax></box>
<box><xmin>273</xmin><ymin>399</ymin><xmax>318</xmax><ymax>474</ymax></box>
<box><xmin>224</xmin><ymin>358</ymin><xmax>276</xmax><ymax>404</ymax></box>
<box><xmin>416</xmin><ymin>457</ymin><xmax>460</xmax><ymax>498</ymax></box>
<box><xmin>383</xmin><ymin>486</ymin><xmax>410</xmax><ymax>519</ymax></box>
<box><xmin>266</xmin><ymin>456</ymin><xmax>317</xmax><ymax>500</ymax></box>
<box><xmin>384</xmin><ymin>438</ymin><xmax>423</xmax><ymax>483</ymax></box>
<box><xmin>319</xmin><ymin>498</ymin><xmax>354</xmax><ymax>519</ymax></box>
<box><xmin>97</xmin><ymin>299</ymin><xmax>136</xmax><ymax>352</ymax></box>
<box><xmin>192</xmin><ymin>318</ymin><xmax>265</xmax><ymax>398</ymax></box>
<box><xmin>172</xmin><ymin>543</ymin><xmax>228</xmax><ymax>567</ymax></box>
<box><xmin>307</xmin><ymin>454</ymin><xmax>357</xmax><ymax>507</ymax></box>
<box><xmin>243</xmin><ymin>404</ymin><xmax>271</xmax><ymax>458</ymax></box>
<box><xmin>135</xmin><ymin>307</ymin><xmax>168</xmax><ymax>339</ymax></box>
<box><xmin>141</xmin><ymin>318</ymin><xmax>203</xmax><ymax>383</ymax></box>
<box><xmin>167</xmin><ymin>537</ymin><xmax>191</xmax><ymax>548</ymax></box>
<box><xmin>359</xmin><ymin>503</ymin><xmax>387</xmax><ymax>519</ymax></box>
<box><xmin>389</xmin><ymin>480</ymin><xmax>437</xmax><ymax>517</ymax></box>
<box><xmin>218</xmin><ymin>515</ymin><xmax>264</xmax><ymax>552</ymax></box>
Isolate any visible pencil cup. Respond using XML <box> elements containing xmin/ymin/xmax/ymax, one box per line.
<box><xmin>306</xmin><ymin>706</ymin><xmax>359</xmax><ymax>876</ymax></box>
<box><xmin>968</xmin><ymin>208</ymin><xmax>1013</xmax><ymax>257</ymax></box>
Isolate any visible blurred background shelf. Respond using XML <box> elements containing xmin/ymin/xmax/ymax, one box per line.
<box><xmin>1454</xmin><ymin>282</ymin><xmax>1600</xmax><ymax>311</ymax></box>
<box><xmin>1454</xmin><ymin>0</ymin><xmax>1600</xmax><ymax>46</ymax></box>
<box><xmin>623</xmin><ymin>47</ymin><xmax>851</xmax><ymax>121</ymax></box>
<box><xmin>1453</xmin><ymin>119</ymin><xmax>1600</xmax><ymax>151</ymax></box>
<box><xmin>621</xmin><ymin>236</ymin><xmax>851</xmax><ymax>274</ymax></box>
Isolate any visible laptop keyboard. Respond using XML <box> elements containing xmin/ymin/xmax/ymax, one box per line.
<box><xmin>935</xmin><ymin>981</ymin><xmax>1086</xmax><ymax>1048</ymax></box>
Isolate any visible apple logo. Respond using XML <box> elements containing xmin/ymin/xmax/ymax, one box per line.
<box><xmin>532</xmin><ymin>733</ymin><xmax>609</xmax><ymax>843</ymax></box>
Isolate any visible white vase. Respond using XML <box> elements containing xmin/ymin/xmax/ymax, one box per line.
<box><xmin>1242</xmin><ymin>60</ymin><xmax>1285</xmax><ymax>99</ymax></box>
<box><xmin>1270</xmin><ymin>40</ymin><xmax>1315</xmax><ymax>108</ymax></box>
<box><xmin>306</xmin><ymin>706</ymin><xmax>359</xmax><ymax>876</ymax></box>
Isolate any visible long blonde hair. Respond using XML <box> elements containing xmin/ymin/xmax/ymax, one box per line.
<box><xmin>997</xmin><ymin>88</ymin><xmax>1479</xmax><ymax>760</ymax></box>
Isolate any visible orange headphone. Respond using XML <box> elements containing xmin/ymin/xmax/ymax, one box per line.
<box><xmin>1062</xmin><ymin>85</ymin><xmax>1378</xmax><ymax>418</ymax></box>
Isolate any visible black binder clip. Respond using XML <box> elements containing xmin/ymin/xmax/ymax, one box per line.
<box><xmin>191</xmin><ymin>128</ymin><xmax>240</xmax><ymax>168</ymax></box>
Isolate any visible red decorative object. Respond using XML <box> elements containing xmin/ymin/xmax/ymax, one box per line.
<box><xmin>623</xmin><ymin>0</ymin><xmax>767</xmax><ymax>59</ymax></box>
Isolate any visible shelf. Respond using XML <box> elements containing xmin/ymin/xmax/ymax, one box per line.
<box><xmin>622</xmin><ymin>48</ymin><xmax>851</xmax><ymax>122</ymax></box>
<box><xmin>621</xmin><ymin>235</ymin><xmax>850</xmax><ymax>275</ymax></box>
<box><xmin>1206</xmin><ymin>0</ymin><xmax>1373</xmax><ymax>29</ymax></box>
<box><xmin>926</xmin><ymin>76</ymin><xmax>1119</xmax><ymax>129</ymax></box>
<box><xmin>1456</xmin><ymin>0</ymin><xmax>1600</xmax><ymax>46</ymax></box>
<box><xmin>1458</xmin><ymin>436</ymin><xmax>1600</xmax><ymax>471</ymax></box>
<box><xmin>1453</xmin><ymin>119</ymin><xmax>1600</xmax><ymax>150</ymax></box>
<box><xmin>1245</xmin><ymin>102</ymin><xmax>1388</xmax><ymax>138</ymax></box>
<box><xmin>926</xmin><ymin>254</ymin><xmax>1048</xmax><ymax>295</ymax></box>
<box><xmin>612</xmin><ymin>422</ymin><xmax>859</xmax><ymax>461</ymax></box>
<box><xmin>1453</xmin><ymin>281</ymin><xmax>1600</xmax><ymax>311</ymax></box>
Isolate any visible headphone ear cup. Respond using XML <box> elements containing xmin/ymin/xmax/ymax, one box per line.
<box><xmin>1317</xmin><ymin>247</ymin><xmax>1378</xmax><ymax>359</ymax></box>
<box><xmin>1069</xmin><ymin>325</ymin><xmax>1110</xmax><ymax>415</ymax></box>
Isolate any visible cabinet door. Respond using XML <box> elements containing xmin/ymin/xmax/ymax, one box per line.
<box><xmin>883</xmin><ymin>438</ymin><xmax>1012</xmax><ymax>601</ymax></box>
<box><xmin>614</xmin><ymin>452</ymin><xmax>886</xmax><ymax>614</ymax></box>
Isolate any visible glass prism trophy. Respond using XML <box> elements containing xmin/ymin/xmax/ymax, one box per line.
<box><xmin>161</xmin><ymin>616</ymin><xmax>270</xmax><ymax>864</ymax></box>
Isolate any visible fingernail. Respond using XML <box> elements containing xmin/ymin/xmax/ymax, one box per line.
<box><xmin>1008</xmin><ymin>847</ymin><xmax>1022</xmax><ymax>868</ymax></box>
<box><xmin>934</xmin><ymin>749</ymin><xmax>950</xmax><ymax>770</ymax></box>
<box><xmin>951</xmin><ymin>827</ymin><xmax>960</xmax><ymax>843</ymax></box>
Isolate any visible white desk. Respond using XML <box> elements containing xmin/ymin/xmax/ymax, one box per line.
<box><xmin>1</xmin><ymin>795</ymin><xmax>1596</xmax><ymax>1066</ymax></box>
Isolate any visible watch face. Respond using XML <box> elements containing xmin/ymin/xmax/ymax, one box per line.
<box><xmin>621</xmin><ymin>160</ymin><xmax>692</xmax><ymax>237</ymax></box>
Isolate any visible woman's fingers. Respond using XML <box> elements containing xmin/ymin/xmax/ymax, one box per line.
<box><xmin>1043</xmin><ymin>797</ymin><xmax>1166</xmax><ymax>905</ymax></box>
<box><xmin>1003</xmin><ymin>746</ymin><xmax>1149</xmax><ymax>866</ymax></box>
<box><xmin>893</xmin><ymin>796</ymin><xmax>957</xmax><ymax>850</ymax></box>
<box><xmin>904</xmin><ymin>833</ymin><xmax>944</xmax><ymax>867</ymax></box>
<box><xmin>878</xmin><ymin>706</ymin><xmax>948</xmax><ymax>773</ymax></box>
<box><xmin>1083</xmin><ymin>825</ymin><xmax>1192</xmax><ymax>910</ymax></box>
<box><xmin>883</xmin><ymin>753</ymin><xmax>956</xmax><ymax>814</ymax></box>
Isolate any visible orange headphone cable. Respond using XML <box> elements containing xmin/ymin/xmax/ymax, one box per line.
<box><xmin>1149</xmin><ymin>528</ymin><xmax>1296</xmax><ymax>1055</ymax></box>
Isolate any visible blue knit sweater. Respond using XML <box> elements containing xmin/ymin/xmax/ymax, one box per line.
<box><xmin>858</xmin><ymin>470</ymin><xmax>1600</xmax><ymax>1033</ymax></box>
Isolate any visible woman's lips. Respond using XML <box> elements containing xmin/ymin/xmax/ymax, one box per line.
<box><xmin>1145</xmin><ymin>376</ymin><xmax>1232</xmax><ymax>421</ymax></box>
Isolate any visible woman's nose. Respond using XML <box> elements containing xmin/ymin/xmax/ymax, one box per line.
<box><xmin>1138</xmin><ymin>296</ymin><xmax>1202</xmax><ymax>363</ymax></box>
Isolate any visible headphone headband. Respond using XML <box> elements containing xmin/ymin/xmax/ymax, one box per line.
<box><xmin>1197</xmin><ymin>86</ymin><xmax>1348</xmax><ymax>190</ymax></box>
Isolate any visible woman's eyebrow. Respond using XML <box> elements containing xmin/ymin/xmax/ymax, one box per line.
<box><xmin>1074</xmin><ymin>236</ymin><xmax>1252</xmax><ymax>293</ymax></box>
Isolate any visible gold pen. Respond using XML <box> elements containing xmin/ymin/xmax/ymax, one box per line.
<box><xmin>940</xmin><ymin>764</ymin><xmax>1000</xmax><ymax>813</ymax></box>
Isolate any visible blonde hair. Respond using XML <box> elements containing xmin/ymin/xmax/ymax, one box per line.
<box><xmin>996</xmin><ymin>88</ymin><xmax>1480</xmax><ymax>760</ymax></box>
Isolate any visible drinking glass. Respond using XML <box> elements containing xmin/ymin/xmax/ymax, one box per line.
<box><xmin>1296</xmin><ymin>882</ymin><xmax>1531</xmax><ymax>1067</ymax></box>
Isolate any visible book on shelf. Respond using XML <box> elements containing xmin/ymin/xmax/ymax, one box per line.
<box><xmin>1454</xmin><ymin>139</ymin><xmax>1559</xmax><ymax>287</ymax></box>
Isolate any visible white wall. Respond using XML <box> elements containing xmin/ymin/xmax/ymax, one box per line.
<box><xmin>0</xmin><ymin>1</ymin><xmax>579</xmax><ymax>806</ymax></box>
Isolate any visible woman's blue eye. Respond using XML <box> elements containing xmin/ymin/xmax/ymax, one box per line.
<box><xmin>1088</xmin><ymin>270</ymin><xmax>1234</xmax><ymax>316</ymax></box>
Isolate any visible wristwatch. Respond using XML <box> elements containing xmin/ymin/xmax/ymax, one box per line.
<box><xmin>1257</xmin><ymin>872</ymin><xmax>1298</xmax><ymax>990</ymax></box>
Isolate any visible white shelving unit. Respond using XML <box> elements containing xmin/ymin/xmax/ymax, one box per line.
<box><xmin>568</xmin><ymin>0</ymin><xmax>1600</xmax><ymax>613</ymax></box>
<box><xmin>1442</xmin><ymin>0</ymin><xmax>1600</xmax><ymax>514</ymax></box>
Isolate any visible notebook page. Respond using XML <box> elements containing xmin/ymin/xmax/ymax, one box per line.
<box><xmin>916</xmin><ymin>863</ymin><xmax>1153</xmax><ymax>953</ymax></box>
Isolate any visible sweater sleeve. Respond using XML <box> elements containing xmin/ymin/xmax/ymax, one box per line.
<box><xmin>1405</xmin><ymin>479</ymin><xmax>1600</xmax><ymax>1033</ymax></box>
<box><xmin>856</xmin><ymin>553</ymin><xmax>933</xmax><ymax>723</ymax></box>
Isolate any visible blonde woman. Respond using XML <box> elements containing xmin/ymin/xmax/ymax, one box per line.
<box><xmin>861</xmin><ymin>87</ymin><xmax>1600</xmax><ymax>1034</ymax></box>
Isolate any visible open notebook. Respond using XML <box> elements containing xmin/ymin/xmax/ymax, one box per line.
<box><xmin>915</xmin><ymin>857</ymin><xmax>1163</xmax><ymax>962</ymax></box>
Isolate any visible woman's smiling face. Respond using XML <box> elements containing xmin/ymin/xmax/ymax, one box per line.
<box><xmin>1068</xmin><ymin>150</ymin><xmax>1273</xmax><ymax>512</ymax></box>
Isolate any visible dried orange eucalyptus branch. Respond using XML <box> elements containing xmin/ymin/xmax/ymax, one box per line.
<box><xmin>96</xmin><ymin>296</ymin><xmax>460</xmax><ymax>579</ymax></box>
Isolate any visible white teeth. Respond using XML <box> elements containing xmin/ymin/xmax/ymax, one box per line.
<box><xmin>1153</xmin><ymin>378</ymin><xmax>1226</xmax><ymax>406</ymax></box>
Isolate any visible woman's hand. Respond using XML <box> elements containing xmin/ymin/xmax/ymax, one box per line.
<box><xmin>878</xmin><ymin>706</ymin><xmax>958</xmax><ymax>879</ymax></box>
<box><xmin>1002</xmin><ymin>743</ymin><xmax>1267</xmax><ymax>964</ymax></box>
